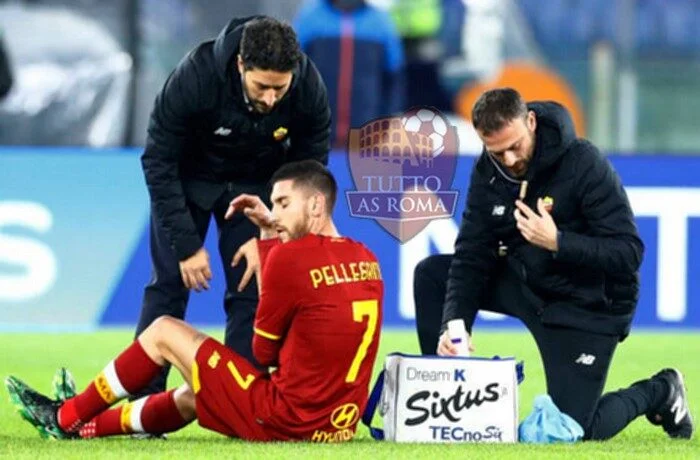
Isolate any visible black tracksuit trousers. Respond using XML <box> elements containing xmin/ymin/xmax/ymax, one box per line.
<box><xmin>133</xmin><ymin>183</ymin><xmax>267</xmax><ymax>398</ymax></box>
<box><xmin>413</xmin><ymin>254</ymin><xmax>666</xmax><ymax>440</ymax></box>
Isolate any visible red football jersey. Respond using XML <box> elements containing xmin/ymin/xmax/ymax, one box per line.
<box><xmin>252</xmin><ymin>234</ymin><xmax>384</xmax><ymax>441</ymax></box>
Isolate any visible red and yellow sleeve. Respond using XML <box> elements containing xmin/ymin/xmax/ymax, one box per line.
<box><xmin>253</xmin><ymin>246</ymin><xmax>298</xmax><ymax>366</ymax></box>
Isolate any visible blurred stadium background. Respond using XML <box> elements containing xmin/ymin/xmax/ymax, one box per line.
<box><xmin>1</xmin><ymin>0</ymin><xmax>699</xmax><ymax>332</ymax></box>
<box><xmin>0</xmin><ymin>1</ymin><xmax>699</xmax><ymax>451</ymax></box>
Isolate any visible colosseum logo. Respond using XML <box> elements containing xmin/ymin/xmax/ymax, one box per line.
<box><xmin>345</xmin><ymin>107</ymin><xmax>459</xmax><ymax>242</ymax></box>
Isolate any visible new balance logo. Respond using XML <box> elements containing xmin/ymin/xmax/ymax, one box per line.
<box><xmin>492</xmin><ymin>205</ymin><xmax>505</xmax><ymax>216</ymax></box>
<box><xmin>671</xmin><ymin>396</ymin><xmax>687</xmax><ymax>425</ymax></box>
<box><xmin>575</xmin><ymin>353</ymin><xmax>596</xmax><ymax>365</ymax></box>
<box><xmin>214</xmin><ymin>127</ymin><xmax>232</xmax><ymax>136</ymax></box>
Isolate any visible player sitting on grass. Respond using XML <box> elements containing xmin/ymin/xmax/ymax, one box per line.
<box><xmin>5</xmin><ymin>160</ymin><xmax>384</xmax><ymax>442</ymax></box>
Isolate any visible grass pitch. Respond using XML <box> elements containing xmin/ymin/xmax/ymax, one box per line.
<box><xmin>0</xmin><ymin>329</ymin><xmax>698</xmax><ymax>459</ymax></box>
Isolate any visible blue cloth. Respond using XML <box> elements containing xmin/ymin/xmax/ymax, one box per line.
<box><xmin>519</xmin><ymin>394</ymin><xmax>584</xmax><ymax>443</ymax></box>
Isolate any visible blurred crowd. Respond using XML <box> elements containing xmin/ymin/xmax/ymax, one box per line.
<box><xmin>0</xmin><ymin>0</ymin><xmax>699</xmax><ymax>152</ymax></box>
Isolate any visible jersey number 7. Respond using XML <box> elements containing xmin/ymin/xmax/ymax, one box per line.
<box><xmin>345</xmin><ymin>299</ymin><xmax>379</xmax><ymax>383</ymax></box>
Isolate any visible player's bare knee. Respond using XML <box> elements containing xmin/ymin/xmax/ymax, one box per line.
<box><xmin>173</xmin><ymin>384</ymin><xmax>197</xmax><ymax>421</ymax></box>
<box><xmin>140</xmin><ymin>316</ymin><xmax>168</xmax><ymax>342</ymax></box>
<box><xmin>139</xmin><ymin>316</ymin><xmax>179</xmax><ymax>363</ymax></box>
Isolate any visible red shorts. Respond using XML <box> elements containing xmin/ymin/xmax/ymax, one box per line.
<box><xmin>192</xmin><ymin>338</ymin><xmax>360</xmax><ymax>442</ymax></box>
<box><xmin>192</xmin><ymin>338</ymin><xmax>273</xmax><ymax>440</ymax></box>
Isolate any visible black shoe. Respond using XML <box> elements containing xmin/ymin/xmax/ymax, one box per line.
<box><xmin>5</xmin><ymin>376</ymin><xmax>74</xmax><ymax>439</ymax></box>
<box><xmin>646</xmin><ymin>368</ymin><xmax>694</xmax><ymax>439</ymax></box>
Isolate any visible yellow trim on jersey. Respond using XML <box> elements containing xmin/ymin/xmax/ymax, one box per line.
<box><xmin>254</xmin><ymin>327</ymin><xmax>281</xmax><ymax>341</ymax></box>
<box><xmin>191</xmin><ymin>361</ymin><xmax>201</xmax><ymax>394</ymax></box>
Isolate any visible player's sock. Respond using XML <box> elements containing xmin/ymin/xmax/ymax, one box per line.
<box><xmin>141</xmin><ymin>389</ymin><xmax>189</xmax><ymax>434</ymax></box>
<box><xmin>58</xmin><ymin>340</ymin><xmax>161</xmax><ymax>432</ymax></box>
<box><xmin>77</xmin><ymin>410</ymin><xmax>119</xmax><ymax>439</ymax></box>
<box><xmin>79</xmin><ymin>389</ymin><xmax>187</xmax><ymax>438</ymax></box>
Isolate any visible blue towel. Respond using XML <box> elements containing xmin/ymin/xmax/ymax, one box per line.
<box><xmin>519</xmin><ymin>394</ymin><xmax>584</xmax><ymax>443</ymax></box>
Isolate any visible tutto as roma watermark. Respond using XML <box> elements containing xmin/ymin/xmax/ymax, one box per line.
<box><xmin>345</xmin><ymin>107</ymin><xmax>459</xmax><ymax>242</ymax></box>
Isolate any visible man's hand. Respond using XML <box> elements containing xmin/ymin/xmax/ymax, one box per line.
<box><xmin>231</xmin><ymin>238</ymin><xmax>261</xmax><ymax>292</ymax></box>
<box><xmin>514</xmin><ymin>198</ymin><xmax>558</xmax><ymax>251</ymax></box>
<box><xmin>437</xmin><ymin>330</ymin><xmax>475</xmax><ymax>356</ymax></box>
<box><xmin>179</xmin><ymin>247</ymin><xmax>212</xmax><ymax>292</ymax></box>
<box><xmin>225</xmin><ymin>194</ymin><xmax>276</xmax><ymax>238</ymax></box>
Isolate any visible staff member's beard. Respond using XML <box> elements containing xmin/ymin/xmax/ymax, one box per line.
<box><xmin>241</xmin><ymin>75</ymin><xmax>274</xmax><ymax>114</ymax></box>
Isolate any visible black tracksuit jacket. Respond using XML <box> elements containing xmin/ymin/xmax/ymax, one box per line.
<box><xmin>141</xmin><ymin>16</ymin><xmax>331</xmax><ymax>260</ymax></box>
<box><xmin>442</xmin><ymin>102</ymin><xmax>644</xmax><ymax>339</ymax></box>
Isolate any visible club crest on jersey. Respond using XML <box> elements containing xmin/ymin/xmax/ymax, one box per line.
<box><xmin>273</xmin><ymin>126</ymin><xmax>288</xmax><ymax>141</ymax></box>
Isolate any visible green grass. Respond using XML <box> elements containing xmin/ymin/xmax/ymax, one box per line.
<box><xmin>0</xmin><ymin>329</ymin><xmax>698</xmax><ymax>459</ymax></box>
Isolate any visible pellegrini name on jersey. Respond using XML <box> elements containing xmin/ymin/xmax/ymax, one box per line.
<box><xmin>309</xmin><ymin>261</ymin><xmax>382</xmax><ymax>289</ymax></box>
